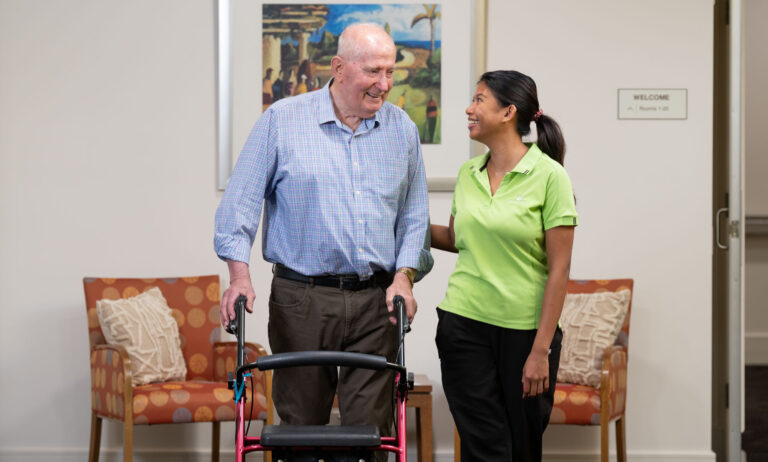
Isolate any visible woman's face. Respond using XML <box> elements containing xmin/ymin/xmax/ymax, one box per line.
<box><xmin>465</xmin><ymin>82</ymin><xmax>510</xmax><ymax>143</ymax></box>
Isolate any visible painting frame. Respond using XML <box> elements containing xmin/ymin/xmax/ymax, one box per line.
<box><xmin>216</xmin><ymin>0</ymin><xmax>487</xmax><ymax>191</ymax></box>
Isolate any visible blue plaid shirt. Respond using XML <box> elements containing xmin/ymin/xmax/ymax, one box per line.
<box><xmin>214</xmin><ymin>81</ymin><xmax>433</xmax><ymax>280</ymax></box>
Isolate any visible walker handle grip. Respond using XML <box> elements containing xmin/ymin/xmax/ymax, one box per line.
<box><xmin>226</xmin><ymin>295</ymin><xmax>247</xmax><ymax>336</ymax></box>
<box><xmin>394</xmin><ymin>295</ymin><xmax>410</xmax><ymax>334</ymax></box>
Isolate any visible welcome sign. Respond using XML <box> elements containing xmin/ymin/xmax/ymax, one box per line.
<box><xmin>618</xmin><ymin>88</ymin><xmax>687</xmax><ymax>120</ymax></box>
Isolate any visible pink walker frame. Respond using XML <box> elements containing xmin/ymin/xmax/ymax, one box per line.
<box><xmin>228</xmin><ymin>295</ymin><xmax>412</xmax><ymax>462</ymax></box>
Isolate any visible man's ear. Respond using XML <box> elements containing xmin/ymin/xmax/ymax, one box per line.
<box><xmin>330</xmin><ymin>56</ymin><xmax>344</xmax><ymax>80</ymax></box>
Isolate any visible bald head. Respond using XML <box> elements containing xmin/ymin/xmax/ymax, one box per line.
<box><xmin>336</xmin><ymin>23</ymin><xmax>395</xmax><ymax>62</ymax></box>
<box><xmin>329</xmin><ymin>22</ymin><xmax>397</xmax><ymax>126</ymax></box>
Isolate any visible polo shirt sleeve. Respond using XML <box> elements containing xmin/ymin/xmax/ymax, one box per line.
<box><xmin>542</xmin><ymin>166</ymin><xmax>578</xmax><ymax>230</ymax></box>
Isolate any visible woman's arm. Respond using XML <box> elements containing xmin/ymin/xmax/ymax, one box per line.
<box><xmin>430</xmin><ymin>215</ymin><xmax>457</xmax><ymax>253</ymax></box>
<box><xmin>521</xmin><ymin>225</ymin><xmax>575</xmax><ymax>398</ymax></box>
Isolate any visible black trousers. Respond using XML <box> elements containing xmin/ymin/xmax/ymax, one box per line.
<box><xmin>436</xmin><ymin>308</ymin><xmax>562</xmax><ymax>462</ymax></box>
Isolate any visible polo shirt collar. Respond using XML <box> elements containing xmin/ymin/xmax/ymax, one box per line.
<box><xmin>316</xmin><ymin>78</ymin><xmax>381</xmax><ymax>130</ymax></box>
<box><xmin>477</xmin><ymin>143</ymin><xmax>544</xmax><ymax>176</ymax></box>
<box><xmin>513</xmin><ymin>143</ymin><xmax>544</xmax><ymax>175</ymax></box>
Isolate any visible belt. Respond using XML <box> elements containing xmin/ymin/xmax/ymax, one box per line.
<box><xmin>273</xmin><ymin>264</ymin><xmax>390</xmax><ymax>291</ymax></box>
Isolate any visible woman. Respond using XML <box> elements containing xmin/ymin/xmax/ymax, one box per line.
<box><xmin>432</xmin><ymin>70</ymin><xmax>577</xmax><ymax>461</ymax></box>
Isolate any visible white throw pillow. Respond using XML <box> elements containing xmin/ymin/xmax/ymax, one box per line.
<box><xmin>557</xmin><ymin>289</ymin><xmax>631</xmax><ymax>388</ymax></box>
<box><xmin>97</xmin><ymin>287</ymin><xmax>187</xmax><ymax>385</ymax></box>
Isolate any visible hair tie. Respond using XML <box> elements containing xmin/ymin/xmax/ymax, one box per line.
<box><xmin>533</xmin><ymin>109</ymin><xmax>543</xmax><ymax>122</ymax></box>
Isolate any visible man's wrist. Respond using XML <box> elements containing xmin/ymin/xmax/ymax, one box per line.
<box><xmin>396</xmin><ymin>267</ymin><xmax>416</xmax><ymax>286</ymax></box>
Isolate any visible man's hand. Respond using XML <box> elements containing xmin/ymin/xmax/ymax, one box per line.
<box><xmin>521</xmin><ymin>347</ymin><xmax>550</xmax><ymax>398</ymax></box>
<box><xmin>385</xmin><ymin>271</ymin><xmax>417</xmax><ymax>324</ymax></box>
<box><xmin>220</xmin><ymin>260</ymin><xmax>255</xmax><ymax>327</ymax></box>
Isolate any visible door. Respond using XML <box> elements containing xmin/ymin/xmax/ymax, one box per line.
<box><xmin>712</xmin><ymin>0</ymin><xmax>745</xmax><ymax>460</ymax></box>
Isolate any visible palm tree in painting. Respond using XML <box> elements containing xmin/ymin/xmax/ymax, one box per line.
<box><xmin>410</xmin><ymin>4</ymin><xmax>440</xmax><ymax>60</ymax></box>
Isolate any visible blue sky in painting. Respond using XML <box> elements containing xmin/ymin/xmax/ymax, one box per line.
<box><xmin>307</xmin><ymin>4</ymin><xmax>441</xmax><ymax>45</ymax></box>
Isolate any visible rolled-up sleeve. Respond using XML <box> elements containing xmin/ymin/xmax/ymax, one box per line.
<box><xmin>214</xmin><ymin>109</ymin><xmax>277</xmax><ymax>263</ymax></box>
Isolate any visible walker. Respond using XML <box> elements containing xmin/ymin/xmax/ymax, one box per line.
<box><xmin>227</xmin><ymin>294</ymin><xmax>413</xmax><ymax>461</ymax></box>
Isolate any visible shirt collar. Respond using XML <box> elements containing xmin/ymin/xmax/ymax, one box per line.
<box><xmin>476</xmin><ymin>143</ymin><xmax>544</xmax><ymax>176</ymax></box>
<box><xmin>316</xmin><ymin>78</ymin><xmax>381</xmax><ymax>130</ymax></box>
<box><xmin>316</xmin><ymin>79</ymin><xmax>338</xmax><ymax>124</ymax></box>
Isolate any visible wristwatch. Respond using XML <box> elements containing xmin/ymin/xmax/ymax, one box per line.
<box><xmin>396</xmin><ymin>267</ymin><xmax>416</xmax><ymax>287</ymax></box>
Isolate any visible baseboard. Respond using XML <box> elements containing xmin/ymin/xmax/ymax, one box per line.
<box><xmin>746</xmin><ymin>332</ymin><xmax>768</xmax><ymax>364</ymax></box>
<box><xmin>540</xmin><ymin>450</ymin><xmax>716</xmax><ymax>462</ymax></box>
<box><xmin>0</xmin><ymin>448</ymin><xmax>266</xmax><ymax>462</ymax></box>
<box><xmin>0</xmin><ymin>448</ymin><xmax>716</xmax><ymax>462</ymax></box>
<box><xmin>436</xmin><ymin>449</ymin><xmax>715</xmax><ymax>462</ymax></box>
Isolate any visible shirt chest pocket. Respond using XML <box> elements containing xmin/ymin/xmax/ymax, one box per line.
<box><xmin>360</xmin><ymin>151</ymin><xmax>409</xmax><ymax>205</ymax></box>
<box><xmin>277</xmin><ymin>141</ymin><xmax>340</xmax><ymax>190</ymax></box>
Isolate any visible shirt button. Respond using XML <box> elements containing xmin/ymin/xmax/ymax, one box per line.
<box><xmin>355</xmin><ymin>190</ymin><xmax>360</xmax><ymax>195</ymax></box>
<box><xmin>358</xmin><ymin>220</ymin><xmax>363</xmax><ymax>224</ymax></box>
<box><xmin>353</xmin><ymin>162</ymin><xmax>359</xmax><ymax>167</ymax></box>
<box><xmin>358</xmin><ymin>248</ymin><xmax>362</xmax><ymax>253</ymax></box>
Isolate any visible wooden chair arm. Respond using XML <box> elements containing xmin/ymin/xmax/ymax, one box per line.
<box><xmin>213</xmin><ymin>340</ymin><xmax>269</xmax><ymax>358</ymax></box>
<box><xmin>212</xmin><ymin>341</ymin><xmax>274</xmax><ymax>425</ymax></box>
<box><xmin>91</xmin><ymin>344</ymin><xmax>133</xmax><ymax>388</ymax></box>
<box><xmin>212</xmin><ymin>341</ymin><xmax>269</xmax><ymax>379</ymax></box>
<box><xmin>90</xmin><ymin>344</ymin><xmax>133</xmax><ymax>421</ymax></box>
<box><xmin>599</xmin><ymin>345</ymin><xmax>628</xmax><ymax>422</ymax></box>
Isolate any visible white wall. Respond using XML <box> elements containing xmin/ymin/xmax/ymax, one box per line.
<box><xmin>744</xmin><ymin>0</ymin><xmax>768</xmax><ymax>364</ymax></box>
<box><xmin>0</xmin><ymin>0</ymin><xmax>225</xmax><ymax>459</ymax></box>
<box><xmin>0</xmin><ymin>0</ymin><xmax>714</xmax><ymax>461</ymax></box>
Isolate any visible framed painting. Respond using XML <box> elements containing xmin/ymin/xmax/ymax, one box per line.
<box><xmin>217</xmin><ymin>0</ymin><xmax>487</xmax><ymax>191</ymax></box>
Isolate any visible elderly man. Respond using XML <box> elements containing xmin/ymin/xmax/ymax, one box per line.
<box><xmin>214</xmin><ymin>23</ymin><xmax>432</xmax><ymax>443</ymax></box>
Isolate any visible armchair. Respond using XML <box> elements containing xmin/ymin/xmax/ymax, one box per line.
<box><xmin>549</xmin><ymin>278</ymin><xmax>634</xmax><ymax>462</ymax></box>
<box><xmin>83</xmin><ymin>275</ymin><xmax>273</xmax><ymax>462</ymax></box>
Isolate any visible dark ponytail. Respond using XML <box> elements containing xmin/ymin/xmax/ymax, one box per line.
<box><xmin>478</xmin><ymin>70</ymin><xmax>566</xmax><ymax>165</ymax></box>
<box><xmin>533</xmin><ymin>114</ymin><xmax>565</xmax><ymax>165</ymax></box>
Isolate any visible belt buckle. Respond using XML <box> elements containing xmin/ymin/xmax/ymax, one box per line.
<box><xmin>338</xmin><ymin>275</ymin><xmax>359</xmax><ymax>290</ymax></box>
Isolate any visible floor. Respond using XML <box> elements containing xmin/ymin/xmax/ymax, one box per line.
<box><xmin>744</xmin><ymin>366</ymin><xmax>768</xmax><ymax>461</ymax></box>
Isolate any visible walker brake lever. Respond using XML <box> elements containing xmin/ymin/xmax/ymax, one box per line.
<box><xmin>225</xmin><ymin>295</ymin><xmax>247</xmax><ymax>336</ymax></box>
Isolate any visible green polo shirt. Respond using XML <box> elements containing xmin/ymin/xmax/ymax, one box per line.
<box><xmin>439</xmin><ymin>143</ymin><xmax>578</xmax><ymax>329</ymax></box>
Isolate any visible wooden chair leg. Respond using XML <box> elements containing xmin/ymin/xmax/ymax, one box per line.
<box><xmin>212</xmin><ymin>422</ymin><xmax>220</xmax><ymax>462</ymax></box>
<box><xmin>454</xmin><ymin>425</ymin><xmax>460</xmax><ymax>462</ymax></box>
<box><xmin>88</xmin><ymin>412</ymin><xmax>102</xmax><ymax>462</ymax></box>
<box><xmin>616</xmin><ymin>416</ymin><xmax>627</xmax><ymax>462</ymax></box>
<box><xmin>600</xmin><ymin>420</ymin><xmax>609</xmax><ymax>462</ymax></box>
<box><xmin>124</xmin><ymin>418</ymin><xmax>133</xmax><ymax>462</ymax></box>
<box><xmin>415</xmin><ymin>408</ymin><xmax>424</xmax><ymax>462</ymax></box>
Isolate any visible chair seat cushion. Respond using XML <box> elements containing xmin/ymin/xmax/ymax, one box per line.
<box><xmin>550</xmin><ymin>382</ymin><xmax>602</xmax><ymax>425</ymax></box>
<box><xmin>108</xmin><ymin>380</ymin><xmax>267</xmax><ymax>424</ymax></box>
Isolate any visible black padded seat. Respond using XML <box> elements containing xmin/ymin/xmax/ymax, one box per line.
<box><xmin>261</xmin><ymin>425</ymin><xmax>381</xmax><ymax>447</ymax></box>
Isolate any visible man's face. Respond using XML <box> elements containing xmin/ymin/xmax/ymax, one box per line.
<box><xmin>337</xmin><ymin>47</ymin><xmax>396</xmax><ymax>118</ymax></box>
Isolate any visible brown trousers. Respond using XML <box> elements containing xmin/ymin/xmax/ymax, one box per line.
<box><xmin>267</xmin><ymin>275</ymin><xmax>398</xmax><ymax>439</ymax></box>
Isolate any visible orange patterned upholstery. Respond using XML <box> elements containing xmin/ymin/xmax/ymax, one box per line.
<box><xmin>549</xmin><ymin>279</ymin><xmax>633</xmax><ymax>462</ymax></box>
<box><xmin>84</xmin><ymin>276</ymin><xmax>273</xmax><ymax>462</ymax></box>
